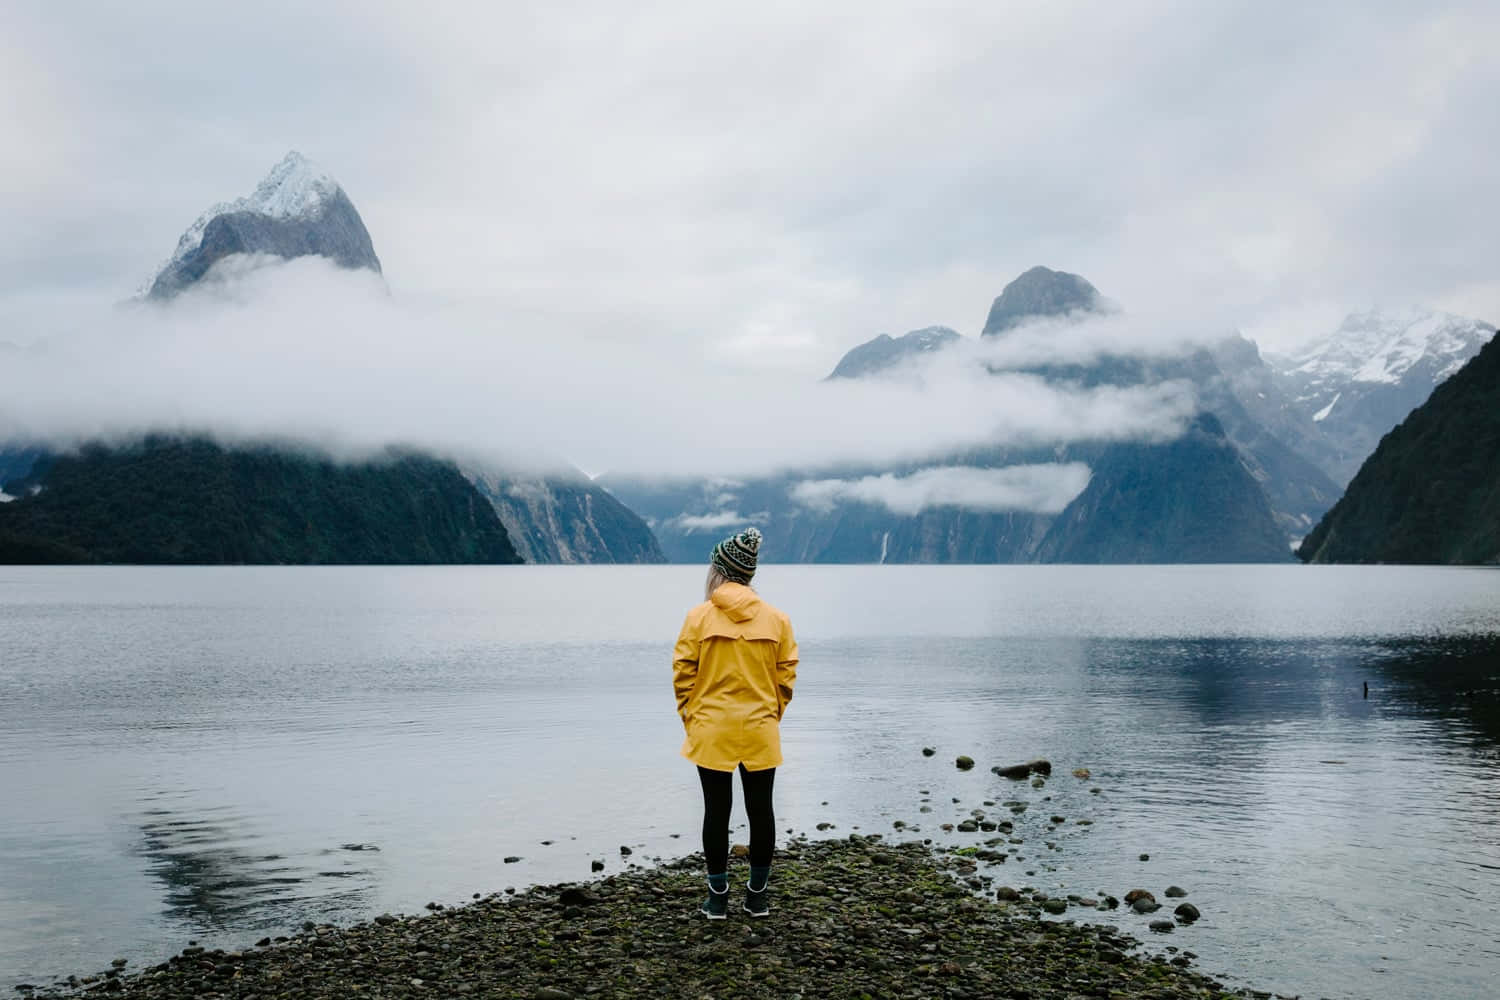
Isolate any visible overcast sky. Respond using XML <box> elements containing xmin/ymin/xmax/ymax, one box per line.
<box><xmin>3</xmin><ymin>0</ymin><xmax>1498</xmax><ymax>368</ymax></box>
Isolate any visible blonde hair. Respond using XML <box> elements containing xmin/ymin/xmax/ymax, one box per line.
<box><xmin>705</xmin><ymin>565</ymin><xmax>751</xmax><ymax>600</ymax></box>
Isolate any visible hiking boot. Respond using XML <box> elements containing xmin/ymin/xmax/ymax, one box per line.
<box><xmin>743</xmin><ymin>883</ymin><xmax>769</xmax><ymax>917</ymax></box>
<box><xmin>700</xmin><ymin>881</ymin><xmax>729</xmax><ymax>920</ymax></box>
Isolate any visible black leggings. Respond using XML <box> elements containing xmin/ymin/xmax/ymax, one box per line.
<box><xmin>697</xmin><ymin>764</ymin><xmax>775</xmax><ymax>874</ymax></box>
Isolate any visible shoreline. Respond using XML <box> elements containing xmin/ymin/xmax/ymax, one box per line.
<box><xmin>31</xmin><ymin>836</ymin><xmax>1273</xmax><ymax>1000</ymax></box>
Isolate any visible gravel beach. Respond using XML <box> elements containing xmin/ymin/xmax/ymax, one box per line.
<box><xmin>38</xmin><ymin>836</ymin><xmax>1276</xmax><ymax>1000</ymax></box>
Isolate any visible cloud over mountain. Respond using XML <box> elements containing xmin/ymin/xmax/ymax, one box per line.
<box><xmin>0</xmin><ymin>259</ymin><xmax>1200</xmax><ymax>479</ymax></box>
<box><xmin>791</xmin><ymin>464</ymin><xmax>1093</xmax><ymax>516</ymax></box>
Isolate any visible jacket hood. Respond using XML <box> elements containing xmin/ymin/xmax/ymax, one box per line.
<box><xmin>710</xmin><ymin>581</ymin><xmax>762</xmax><ymax>623</ymax></box>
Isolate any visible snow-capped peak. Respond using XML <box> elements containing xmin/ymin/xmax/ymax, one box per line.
<box><xmin>142</xmin><ymin>152</ymin><xmax>344</xmax><ymax>295</ymax></box>
<box><xmin>1288</xmin><ymin>307</ymin><xmax>1494</xmax><ymax>386</ymax></box>
<box><xmin>240</xmin><ymin>151</ymin><xmax>340</xmax><ymax>218</ymax></box>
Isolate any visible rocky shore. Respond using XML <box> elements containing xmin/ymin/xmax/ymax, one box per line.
<box><xmin>43</xmin><ymin>836</ymin><xmax>1272</xmax><ymax>1000</ymax></box>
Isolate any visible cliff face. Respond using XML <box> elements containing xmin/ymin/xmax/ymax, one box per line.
<box><xmin>0</xmin><ymin>437</ymin><xmax>520</xmax><ymax>565</ymax></box>
<box><xmin>1298</xmin><ymin>330</ymin><xmax>1500</xmax><ymax>565</ymax></box>
<box><xmin>465</xmin><ymin>471</ymin><xmax>665</xmax><ymax>564</ymax></box>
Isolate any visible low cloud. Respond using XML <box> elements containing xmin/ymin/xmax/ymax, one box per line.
<box><xmin>671</xmin><ymin>511</ymin><xmax>759</xmax><ymax>533</ymax></box>
<box><xmin>791</xmin><ymin>463</ymin><xmax>1093</xmax><ymax>516</ymax></box>
<box><xmin>0</xmin><ymin>259</ymin><xmax>1201</xmax><ymax>479</ymax></box>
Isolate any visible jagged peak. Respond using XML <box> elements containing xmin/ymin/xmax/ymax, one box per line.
<box><xmin>140</xmin><ymin>151</ymin><xmax>349</xmax><ymax>297</ymax></box>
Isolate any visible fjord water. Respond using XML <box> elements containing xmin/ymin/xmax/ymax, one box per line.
<box><xmin>3</xmin><ymin>566</ymin><xmax>1499</xmax><ymax>998</ymax></box>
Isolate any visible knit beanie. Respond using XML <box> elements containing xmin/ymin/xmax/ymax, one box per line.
<box><xmin>710</xmin><ymin>526</ymin><xmax>761</xmax><ymax>583</ymax></box>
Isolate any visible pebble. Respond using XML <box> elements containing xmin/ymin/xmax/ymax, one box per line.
<box><xmin>591</xmin><ymin>860</ymin><xmax>605</xmax><ymax>872</ymax></box>
<box><xmin>922</xmin><ymin>747</ymin><xmax>936</xmax><ymax>757</ymax></box>
<box><xmin>503</xmin><ymin>856</ymin><xmax>522</xmax><ymax>864</ymax></box>
<box><xmin>1165</xmin><ymin>885</ymin><xmax>1188</xmax><ymax>897</ymax></box>
<box><xmin>69</xmin><ymin>838</ymin><xmax>1246</xmax><ymax>1000</ymax></box>
<box><xmin>1150</xmin><ymin>919</ymin><xmax>1176</xmax><ymax>933</ymax></box>
<box><xmin>1175</xmin><ymin>902</ymin><xmax>1201</xmax><ymax>922</ymax></box>
<box><xmin>955</xmin><ymin>755</ymin><xmax>975</xmax><ymax>770</ymax></box>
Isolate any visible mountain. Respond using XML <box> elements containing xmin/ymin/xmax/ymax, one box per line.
<box><xmin>1197</xmin><ymin>336</ymin><xmax>1344</xmax><ymax>538</ymax></box>
<box><xmin>1035</xmin><ymin>414</ymin><xmax>1290</xmax><ymax>563</ymax></box>
<box><xmin>1269</xmin><ymin>308</ymin><xmax>1495</xmax><ymax>485</ymax></box>
<box><xmin>608</xmin><ymin>462</ymin><xmax>1060</xmax><ymax>564</ymax></box>
<box><xmin>146</xmin><ymin>152</ymin><xmax>382</xmax><ymax>299</ymax></box>
<box><xmin>0</xmin><ymin>437</ymin><xmax>520</xmax><ymax>565</ymax></box>
<box><xmin>1297</xmin><ymin>328</ymin><xmax>1500</xmax><ymax>565</ymax></box>
<box><xmin>981</xmin><ymin>266</ymin><xmax>1102</xmax><ymax>336</ymax></box>
<box><xmin>465</xmin><ymin>470</ymin><xmax>665</xmax><ymax>564</ymax></box>
<box><xmin>826</xmin><ymin>326</ymin><xmax>961</xmax><ymax>380</ymax></box>
<box><xmin>111</xmin><ymin>151</ymin><xmax>664</xmax><ymax>564</ymax></box>
<box><xmin>975</xmin><ymin>303</ymin><xmax>1339</xmax><ymax>543</ymax></box>
<box><xmin>615</xmin><ymin>267</ymin><xmax>1297</xmax><ymax>564</ymax></box>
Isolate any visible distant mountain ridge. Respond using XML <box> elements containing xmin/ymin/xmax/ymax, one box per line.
<box><xmin>826</xmin><ymin>326</ymin><xmax>960</xmax><ymax>380</ymax></box>
<box><xmin>822</xmin><ymin>275</ymin><xmax>1342</xmax><ymax>547</ymax></box>
<box><xmin>616</xmin><ymin>267</ymin><xmax>1296</xmax><ymax>564</ymax></box>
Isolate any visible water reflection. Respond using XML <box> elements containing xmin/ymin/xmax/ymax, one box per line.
<box><xmin>1367</xmin><ymin>636</ymin><xmax>1500</xmax><ymax>755</ymax></box>
<box><xmin>136</xmin><ymin>795</ymin><xmax>378</xmax><ymax>930</ymax></box>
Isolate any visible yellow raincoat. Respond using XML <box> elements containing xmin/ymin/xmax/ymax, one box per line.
<box><xmin>673</xmin><ymin>582</ymin><xmax>799</xmax><ymax>772</ymax></box>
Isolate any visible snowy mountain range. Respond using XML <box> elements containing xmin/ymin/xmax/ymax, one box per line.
<box><xmin>1266</xmin><ymin>308</ymin><xmax>1496</xmax><ymax>485</ymax></box>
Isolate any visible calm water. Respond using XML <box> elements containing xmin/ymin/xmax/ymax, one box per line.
<box><xmin>3</xmin><ymin>565</ymin><xmax>1499</xmax><ymax>998</ymax></box>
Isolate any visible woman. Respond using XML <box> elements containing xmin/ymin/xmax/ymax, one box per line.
<box><xmin>672</xmin><ymin>526</ymin><xmax>798</xmax><ymax>919</ymax></box>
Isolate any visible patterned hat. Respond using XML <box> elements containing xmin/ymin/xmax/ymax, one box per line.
<box><xmin>710</xmin><ymin>526</ymin><xmax>761</xmax><ymax>583</ymax></box>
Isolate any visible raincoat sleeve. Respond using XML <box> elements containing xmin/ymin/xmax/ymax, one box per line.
<box><xmin>775</xmin><ymin>616</ymin><xmax>799</xmax><ymax>719</ymax></box>
<box><xmin>672</xmin><ymin>612</ymin><xmax>700</xmax><ymax>723</ymax></box>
